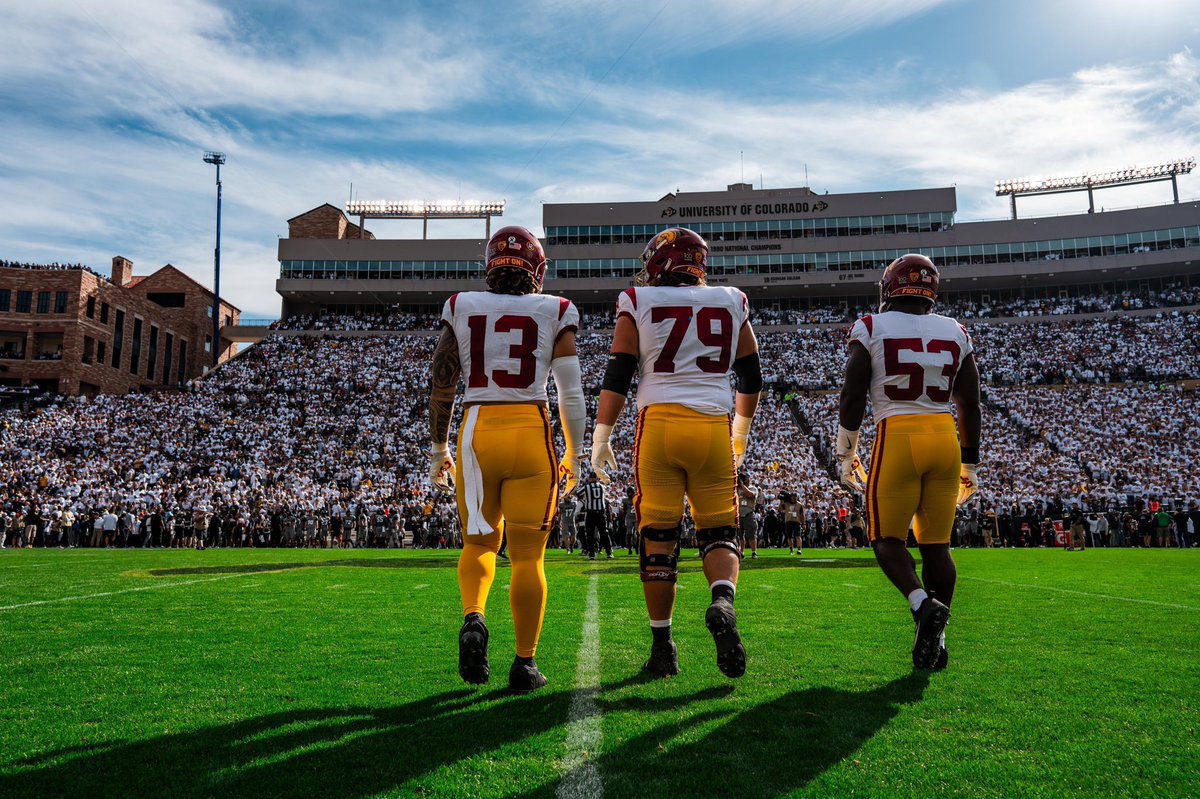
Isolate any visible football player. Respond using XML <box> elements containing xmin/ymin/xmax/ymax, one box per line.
<box><xmin>428</xmin><ymin>225</ymin><xmax>586</xmax><ymax>693</ymax></box>
<box><xmin>590</xmin><ymin>228</ymin><xmax>761</xmax><ymax>678</ymax></box>
<box><xmin>837</xmin><ymin>254</ymin><xmax>981</xmax><ymax>671</ymax></box>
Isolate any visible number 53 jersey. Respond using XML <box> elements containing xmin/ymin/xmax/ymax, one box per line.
<box><xmin>617</xmin><ymin>285</ymin><xmax>750</xmax><ymax>416</ymax></box>
<box><xmin>442</xmin><ymin>291</ymin><xmax>580</xmax><ymax>403</ymax></box>
<box><xmin>848</xmin><ymin>311</ymin><xmax>974</xmax><ymax>424</ymax></box>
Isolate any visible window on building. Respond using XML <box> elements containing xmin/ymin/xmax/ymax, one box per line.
<box><xmin>34</xmin><ymin>332</ymin><xmax>63</xmax><ymax>360</ymax></box>
<box><xmin>17</xmin><ymin>291</ymin><xmax>32</xmax><ymax>313</ymax></box>
<box><xmin>206</xmin><ymin>306</ymin><xmax>213</xmax><ymax>318</ymax></box>
<box><xmin>112</xmin><ymin>309</ymin><xmax>125</xmax><ymax>367</ymax></box>
<box><xmin>55</xmin><ymin>291</ymin><xmax>68</xmax><ymax>314</ymax></box>
<box><xmin>97</xmin><ymin>340</ymin><xmax>106</xmax><ymax>364</ymax></box>
<box><xmin>83</xmin><ymin>336</ymin><xmax>95</xmax><ymax>364</ymax></box>
<box><xmin>36</xmin><ymin>292</ymin><xmax>50</xmax><ymax>314</ymax></box>
<box><xmin>0</xmin><ymin>289</ymin><xmax>9</xmax><ymax>312</ymax></box>
<box><xmin>129</xmin><ymin>317</ymin><xmax>143</xmax><ymax>375</ymax></box>
<box><xmin>100</xmin><ymin>302</ymin><xmax>109</xmax><ymax>324</ymax></box>
<box><xmin>164</xmin><ymin>332</ymin><xmax>174</xmax><ymax>383</ymax></box>
<box><xmin>86</xmin><ymin>295</ymin><xmax>96</xmax><ymax>318</ymax></box>
<box><xmin>147</xmin><ymin>292</ymin><xmax>186</xmax><ymax>308</ymax></box>
<box><xmin>0</xmin><ymin>332</ymin><xmax>24</xmax><ymax>359</ymax></box>
<box><xmin>147</xmin><ymin>325</ymin><xmax>158</xmax><ymax>380</ymax></box>
<box><xmin>204</xmin><ymin>335</ymin><xmax>212</xmax><ymax>353</ymax></box>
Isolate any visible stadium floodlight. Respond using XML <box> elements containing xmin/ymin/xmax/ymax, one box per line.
<box><xmin>345</xmin><ymin>199</ymin><xmax>507</xmax><ymax>239</ymax></box>
<box><xmin>995</xmin><ymin>158</ymin><xmax>1194</xmax><ymax>219</ymax></box>
<box><xmin>203</xmin><ymin>151</ymin><xmax>226</xmax><ymax>368</ymax></box>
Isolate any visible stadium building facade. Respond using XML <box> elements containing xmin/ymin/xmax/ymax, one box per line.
<box><xmin>274</xmin><ymin>182</ymin><xmax>1200</xmax><ymax>321</ymax></box>
<box><xmin>0</xmin><ymin>257</ymin><xmax>240</xmax><ymax>396</ymax></box>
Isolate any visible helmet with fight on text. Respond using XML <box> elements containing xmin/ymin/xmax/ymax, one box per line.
<box><xmin>486</xmin><ymin>226</ymin><xmax>547</xmax><ymax>290</ymax></box>
<box><xmin>879</xmin><ymin>253</ymin><xmax>939</xmax><ymax>312</ymax></box>
<box><xmin>636</xmin><ymin>227</ymin><xmax>708</xmax><ymax>287</ymax></box>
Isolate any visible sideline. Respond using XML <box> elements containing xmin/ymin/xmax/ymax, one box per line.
<box><xmin>0</xmin><ymin>572</ymin><xmax>262</xmax><ymax>611</ymax></box>
<box><xmin>960</xmin><ymin>575</ymin><xmax>1198</xmax><ymax>611</ymax></box>
<box><xmin>557</xmin><ymin>572</ymin><xmax>603</xmax><ymax>799</ymax></box>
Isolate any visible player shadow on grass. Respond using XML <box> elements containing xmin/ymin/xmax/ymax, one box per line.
<box><xmin>1</xmin><ymin>688</ymin><xmax>578</xmax><ymax>799</ymax></box>
<box><xmin>517</xmin><ymin>671</ymin><xmax>930</xmax><ymax>799</ymax></box>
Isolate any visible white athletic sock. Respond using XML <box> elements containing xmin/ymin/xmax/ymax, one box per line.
<box><xmin>907</xmin><ymin>588</ymin><xmax>929</xmax><ymax>612</ymax></box>
<box><xmin>709</xmin><ymin>579</ymin><xmax>737</xmax><ymax>596</ymax></box>
<box><xmin>649</xmin><ymin>618</ymin><xmax>673</xmax><ymax>628</ymax></box>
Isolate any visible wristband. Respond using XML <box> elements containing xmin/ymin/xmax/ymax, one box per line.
<box><xmin>960</xmin><ymin>447</ymin><xmax>980</xmax><ymax>465</ymax></box>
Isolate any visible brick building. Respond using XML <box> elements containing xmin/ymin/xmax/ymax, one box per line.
<box><xmin>0</xmin><ymin>257</ymin><xmax>239</xmax><ymax>396</ymax></box>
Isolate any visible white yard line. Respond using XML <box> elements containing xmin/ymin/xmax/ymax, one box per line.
<box><xmin>961</xmin><ymin>575</ymin><xmax>1198</xmax><ymax>611</ymax></box>
<box><xmin>0</xmin><ymin>572</ymin><xmax>261</xmax><ymax>611</ymax></box>
<box><xmin>557</xmin><ymin>572</ymin><xmax>603</xmax><ymax>799</ymax></box>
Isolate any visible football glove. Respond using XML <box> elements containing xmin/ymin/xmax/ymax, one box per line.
<box><xmin>835</xmin><ymin>425</ymin><xmax>866</xmax><ymax>492</ymax></box>
<box><xmin>590</xmin><ymin>423</ymin><xmax>616</xmax><ymax>485</ymax></box>
<box><xmin>560</xmin><ymin>452</ymin><xmax>581</xmax><ymax>496</ymax></box>
<box><xmin>731</xmin><ymin>413</ymin><xmax>753</xmax><ymax>469</ymax></box>
<box><xmin>429</xmin><ymin>443</ymin><xmax>455</xmax><ymax>494</ymax></box>
<box><xmin>957</xmin><ymin>463</ymin><xmax>979</xmax><ymax>506</ymax></box>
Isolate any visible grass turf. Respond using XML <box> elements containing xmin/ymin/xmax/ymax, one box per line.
<box><xmin>0</xmin><ymin>546</ymin><xmax>1196</xmax><ymax>798</ymax></box>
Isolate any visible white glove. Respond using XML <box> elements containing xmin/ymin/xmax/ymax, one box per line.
<box><xmin>590</xmin><ymin>423</ymin><xmax>616</xmax><ymax>485</ymax></box>
<box><xmin>835</xmin><ymin>425</ymin><xmax>866</xmax><ymax>492</ymax></box>
<box><xmin>429</xmin><ymin>443</ymin><xmax>455</xmax><ymax>494</ymax></box>
<box><xmin>560</xmin><ymin>451</ymin><xmax>581</xmax><ymax>496</ymax></box>
<box><xmin>731</xmin><ymin>413</ymin><xmax>753</xmax><ymax>469</ymax></box>
<box><xmin>957</xmin><ymin>463</ymin><xmax>979</xmax><ymax>506</ymax></box>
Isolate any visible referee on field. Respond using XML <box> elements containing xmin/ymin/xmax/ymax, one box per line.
<box><xmin>580</xmin><ymin>473</ymin><xmax>612</xmax><ymax>560</ymax></box>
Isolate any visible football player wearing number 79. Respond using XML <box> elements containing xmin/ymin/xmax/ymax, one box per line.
<box><xmin>590</xmin><ymin>227</ymin><xmax>762</xmax><ymax>679</ymax></box>
<box><xmin>428</xmin><ymin>225</ymin><xmax>585</xmax><ymax>693</ymax></box>
<box><xmin>837</xmin><ymin>253</ymin><xmax>981</xmax><ymax>672</ymax></box>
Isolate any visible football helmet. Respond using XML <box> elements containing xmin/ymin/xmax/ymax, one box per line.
<box><xmin>636</xmin><ymin>227</ymin><xmax>708</xmax><ymax>287</ymax></box>
<box><xmin>486</xmin><ymin>226</ymin><xmax>547</xmax><ymax>288</ymax></box>
<box><xmin>879</xmin><ymin>253</ymin><xmax>938</xmax><ymax>311</ymax></box>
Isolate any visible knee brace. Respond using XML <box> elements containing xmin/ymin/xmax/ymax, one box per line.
<box><xmin>697</xmin><ymin>525</ymin><xmax>742</xmax><ymax>560</ymax></box>
<box><xmin>639</xmin><ymin>525</ymin><xmax>680</xmax><ymax>583</ymax></box>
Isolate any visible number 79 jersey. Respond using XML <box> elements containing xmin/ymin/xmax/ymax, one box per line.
<box><xmin>442</xmin><ymin>291</ymin><xmax>580</xmax><ymax>403</ymax></box>
<box><xmin>617</xmin><ymin>284</ymin><xmax>750</xmax><ymax>415</ymax></box>
<box><xmin>848</xmin><ymin>311</ymin><xmax>974</xmax><ymax>424</ymax></box>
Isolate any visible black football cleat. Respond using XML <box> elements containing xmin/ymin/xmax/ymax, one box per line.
<box><xmin>642</xmin><ymin>640</ymin><xmax>680</xmax><ymax>678</ymax></box>
<box><xmin>911</xmin><ymin>597</ymin><xmax>951</xmax><ymax>670</ymax></box>
<box><xmin>508</xmin><ymin>657</ymin><xmax>548</xmax><ymax>693</ymax></box>
<box><xmin>704</xmin><ymin>599</ymin><xmax>747</xmax><ymax>678</ymax></box>
<box><xmin>458</xmin><ymin>613</ymin><xmax>489</xmax><ymax>685</ymax></box>
<box><xmin>933</xmin><ymin>645</ymin><xmax>948</xmax><ymax>672</ymax></box>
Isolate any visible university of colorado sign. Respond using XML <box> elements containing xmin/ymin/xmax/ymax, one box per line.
<box><xmin>661</xmin><ymin>200</ymin><xmax>829</xmax><ymax>219</ymax></box>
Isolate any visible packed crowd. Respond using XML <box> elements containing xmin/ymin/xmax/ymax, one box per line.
<box><xmin>2</xmin><ymin>311</ymin><xmax>1197</xmax><ymax>550</ymax></box>
<box><xmin>0</xmin><ymin>259</ymin><xmax>110</xmax><ymax>281</ymax></box>
<box><xmin>272</xmin><ymin>311</ymin><xmax>440</xmax><ymax>332</ymax></box>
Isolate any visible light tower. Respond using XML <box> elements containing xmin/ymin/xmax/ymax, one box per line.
<box><xmin>203</xmin><ymin>151</ymin><xmax>226</xmax><ymax>369</ymax></box>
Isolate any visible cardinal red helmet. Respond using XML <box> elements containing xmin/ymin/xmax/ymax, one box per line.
<box><xmin>637</xmin><ymin>227</ymin><xmax>708</xmax><ymax>287</ymax></box>
<box><xmin>486</xmin><ymin>226</ymin><xmax>547</xmax><ymax>288</ymax></box>
<box><xmin>879</xmin><ymin>253</ymin><xmax>939</xmax><ymax>311</ymax></box>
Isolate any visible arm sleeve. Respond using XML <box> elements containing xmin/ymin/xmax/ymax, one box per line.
<box><xmin>440</xmin><ymin>295</ymin><xmax>456</xmax><ymax>329</ymax></box>
<box><xmin>616</xmin><ymin>289</ymin><xmax>637</xmax><ymax>324</ymax></box>
<box><xmin>958</xmin><ymin>323</ymin><xmax>974</xmax><ymax>358</ymax></box>
<box><xmin>557</xmin><ymin>300</ymin><xmax>580</xmax><ymax>341</ymax></box>
<box><xmin>847</xmin><ymin>317</ymin><xmax>870</xmax><ymax>349</ymax></box>
<box><xmin>551</xmin><ymin>355</ymin><xmax>586</xmax><ymax>458</ymax></box>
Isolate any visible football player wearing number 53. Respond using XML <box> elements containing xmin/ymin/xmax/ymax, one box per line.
<box><xmin>590</xmin><ymin>228</ymin><xmax>762</xmax><ymax>679</ymax></box>
<box><xmin>837</xmin><ymin>254</ymin><xmax>981</xmax><ymax>672</ymax></box>
<box><xmin>428</xmin><ymin>226</ymin><xmax>585</xmax><ymax>693</ymax></box>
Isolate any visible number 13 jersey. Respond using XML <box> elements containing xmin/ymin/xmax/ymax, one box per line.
<box><xmin>442</xmin><ymin>291</ymin><xmax>580</xmax><ymax>403</ymax></box>
<box><xmin>848</xmin><ymin>311</ymin><xmax>973</xmax><ymax>424</ymax></box>
<box><xmin>616</xmin><ymin>285</ymin><xmax>749</xmax><ymax>415</ymax></box>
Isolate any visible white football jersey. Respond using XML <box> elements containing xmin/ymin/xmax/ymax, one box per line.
<box><xmin>847</xmin><ymin>311</ymin><xmax>974</xmax><ymax>424</ymax></box>
<box><xmin>442</xmin><ymin>291</ymin><xmax>580</xmax><ymax>403</ymax></box>
<box><xmin>616</xmin><ymin>284</ymin><xmax>750</xmax><ymax>415</ymax></box>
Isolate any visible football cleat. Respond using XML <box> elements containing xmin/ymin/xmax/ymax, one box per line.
<box><xmin>458</xmin><ymin>613</ymin><xmax>490</xmax><ymax>685</ymax></box>
<box><xmin>642</xmin><ymin>640</ymin><xmax>680</xmax><ymax>678</ymax></box>
<box><xmin>933</xmin><ymin>645</ymin><xmax>948</xmax><ymax>672</ymax></box>
<box><xmin>704</xmin><ymin>598</ymin><xmax>746</xmax><ymax>678</ymax></box>
<box><xmin>508</xmin><ymin>657</ymin><xmax>548</xmax><ymax>693</ymax></box>
<box><xmin>911</xmin><ymin>597</ymin><xmax>951</xmax><ymax>670</ymax></box>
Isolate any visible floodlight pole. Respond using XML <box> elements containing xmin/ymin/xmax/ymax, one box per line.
<box><xmin>203</xmin><ymin>151</ymin><xmax>226</xmax><ymax>369</ymax></box>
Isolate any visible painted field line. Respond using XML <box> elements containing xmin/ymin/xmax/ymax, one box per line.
<box><xmin>557</xmin><ymin>572</ymin><xmax>603</xmax><ymax>799</ymax></box>
<box><xmin>0</xmin><ymin>572</ymin><xmax>263</xmax><ymax>611</ymax></box>
<box><xmin>961</xmin><ymin>575</ymin><xmax>1198</xmax><ymax>611</ymax></box>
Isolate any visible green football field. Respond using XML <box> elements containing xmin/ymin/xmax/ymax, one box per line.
<box><xmin>0</xmin><ymin>547</ymin><xmax>1195</xmax><ymax>799</ymax></box>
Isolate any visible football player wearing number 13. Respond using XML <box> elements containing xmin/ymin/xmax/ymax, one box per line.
<box><xmin>837</xmin><ymin>254</ymin><xmax>981</xmax><ymax>671</ymax></box>
<box><xmin>590</xmin><ymin>228</ymin><xmax>762</xmax><ymax>679</ymax></box>
<box><xmin>428</xmin><ymin>226</ymin><xmax>585</xmax><ymax>693</ymax></box>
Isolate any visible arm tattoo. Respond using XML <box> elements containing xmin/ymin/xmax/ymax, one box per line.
<box><xmin>429</xmin><ymin>327</ymin><xmax>461</xmax><ymax>445</ymax></box>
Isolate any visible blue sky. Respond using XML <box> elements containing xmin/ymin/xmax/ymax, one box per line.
<box><xmin>1</xmin><ymin>0</ymin><xmax>1197</xmax><ymax>316</ymax></box>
